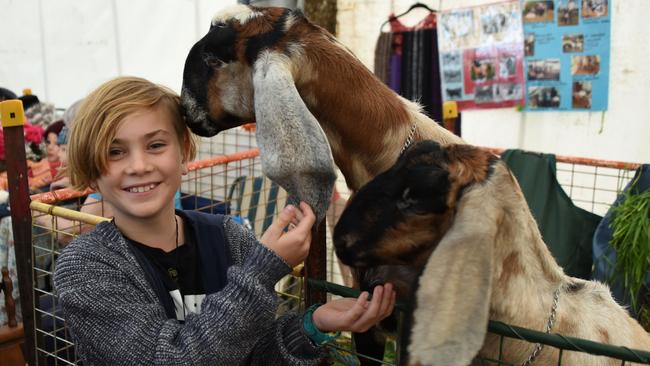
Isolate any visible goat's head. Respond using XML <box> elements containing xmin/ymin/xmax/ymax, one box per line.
<box><xmin>181</xmin><ymin>5</ymin><xmax>337</xmax><ymax>221</ymax></box>
<box><xmin>336</xmin><ymin>140</ymin><xmax>513</xmax><ymax>366</ymax></box>
<box><xmin>181</xmin><ymin>5</ymin><xmax>325</xmax><ymax>136</ymax></box>
<box><xmin>334</xmin><ymin>140</ymin><xmax>497</xmax><ymax>269</ymax></box>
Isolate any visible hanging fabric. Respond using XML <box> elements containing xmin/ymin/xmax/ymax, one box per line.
<box><xmin>373</xmin><ymin>3</ymin><xmax>453</xmax><ymax>129</ymax></box>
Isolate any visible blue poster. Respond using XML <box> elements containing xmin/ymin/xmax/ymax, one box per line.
<box><xmin>522</xmin><ymin>0</ymin><xmax>610</xmax><ymax>111</ymax></box>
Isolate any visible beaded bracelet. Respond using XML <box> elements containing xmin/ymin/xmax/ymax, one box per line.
<box><xmin>302</xmin><ymin>303</ymin><xmax>340</xmax><ymax>345</ymax></box>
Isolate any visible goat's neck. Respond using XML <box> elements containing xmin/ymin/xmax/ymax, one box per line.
<box><xmin>489</xmin><ymin>193</ymin><xmax>566</xmax><ymax>329</ymax></box>
<box><xmin>294</xmin><ymin>46</ymin><xmax>462</xmax><ymax>191</ymax></box>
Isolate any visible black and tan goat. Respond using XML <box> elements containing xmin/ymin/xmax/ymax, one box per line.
<box><xmin>334</xmin><ymin>140</ymin><xmax>650</xmax><ymax>366</ymax></box>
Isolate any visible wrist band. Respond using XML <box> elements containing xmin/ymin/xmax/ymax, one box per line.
<box><xmin>302</xmin><ymin>304</ymin><xmax>340</xmax><ymax>345</ymax></box>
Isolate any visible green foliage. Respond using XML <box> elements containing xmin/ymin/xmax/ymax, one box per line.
<box><xmin>609</xmin><ymin>174</ymin><xmax>650</xmax><ymax>314</ymax></box>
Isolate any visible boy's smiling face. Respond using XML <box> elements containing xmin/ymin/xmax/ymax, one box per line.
<box><xmin>94</xmin><ymin>104</ymin><xmax>186</xmax><ymax>222</ymax></box>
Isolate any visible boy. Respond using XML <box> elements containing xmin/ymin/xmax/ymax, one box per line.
<box><xmin>54</xmin><ymin>76</ymin><xmax>395</xmax><ymax>365</ymax></box>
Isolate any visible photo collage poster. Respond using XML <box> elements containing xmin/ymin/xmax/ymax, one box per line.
<box><xmin>523</xmin><ymin>0</ymin><xmax>611</xmax><ymax>111</ymax></box>
<box><xmin>438</xmin><ymin>1</ymin><xmax>525</xmax><ymax>110</ymax></box>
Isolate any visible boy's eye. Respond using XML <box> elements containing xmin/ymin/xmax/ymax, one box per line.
<box><xmin>108</xmin><ymin>148</ymin><xmax>124</xmax><ymax>158</ymax></box>
<box><xmin>149</xmin><ymin>142</ymin><xmax>167</xmax><ymax>150</ymax></box>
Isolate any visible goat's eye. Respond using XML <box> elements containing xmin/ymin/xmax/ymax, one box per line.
<box><xmin>397</xmin><ymin>187</ymin><xmax>415</xmax><ymax>210</ymax></box>
<box><xmin>206</xmin><ymin>57</ymin><xmax>227</xmax><ymax>69</ymax></box>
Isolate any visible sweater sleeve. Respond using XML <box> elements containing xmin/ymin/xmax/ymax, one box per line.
<box><xmin>222</xmin><ymin>217</ymin><xmax>326</xmax><ymax>364</ymax></box>
<box><xmin>53</xmin><ymin>223</ymin><xmax>323</xmax><ymax>366</ymax></box>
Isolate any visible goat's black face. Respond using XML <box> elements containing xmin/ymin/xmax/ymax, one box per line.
<box><xmin>181</xmin><ymin>20</ymin><xmax>245</xmax><ymax>137</ymax></box>
<box><xmin>181</xmin><ymin>6</ymin><xmax>301</xmax><ymax>137</ymax></box>
<box><xmin>334</xmin><ymin>141</ymin><xmax>455</xmax><ymax>268</ymax></box>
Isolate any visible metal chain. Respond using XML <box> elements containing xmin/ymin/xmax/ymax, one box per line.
<box><xmin>399</xmin><ymin>123</ymin><xmax>418</xmax><ymax>155</ymax></box>
<box><xmin>521</xmin><ymin>286</ymin><xmax>561</xmax><ymax>366</ymax></box>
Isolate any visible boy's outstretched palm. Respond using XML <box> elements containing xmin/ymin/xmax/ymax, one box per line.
<box><xmin>313</xmin><ymin>283</ymin><xmax>396</xmax><ymax>333</ymax></box>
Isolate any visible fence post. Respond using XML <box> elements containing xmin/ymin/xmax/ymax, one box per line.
<box><xmin>305</xmin><ymin>219</ymin><xmax>327</xmax><ymax>306</ymax></box>
<box><xmin>0</xmin><ymin>100</ymin><xmax>36</xmax><ymax>366</ymax></box>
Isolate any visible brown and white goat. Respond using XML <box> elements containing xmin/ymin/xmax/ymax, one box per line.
<box><xmin>334</xmin><ymin>140</ymin><xmax>650</xmax><ymax>366</ymax></box>
<box><xmin>181</xmin><ymin>4</ymin><xmax>463</xmax><ymax>195</ymax></box>
<box><xmin>181</xmin><ymin>5</ymin><xmax>463</xmax><ymax>363</ymax></box>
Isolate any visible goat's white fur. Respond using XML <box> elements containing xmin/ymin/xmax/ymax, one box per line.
<box><xmin>252</xmin><ymin>50</ymin><xmax>336</xmax><ymax>218</ymax></box>
<box><xmin>212</xmin><ymin>4</ymin><xmax>262</xmax><ymax>26</ymax></box>
<box><xmin>409</xmin><ymin>160</ymin><xmax>650</xmax><ymax>366</ymax></box>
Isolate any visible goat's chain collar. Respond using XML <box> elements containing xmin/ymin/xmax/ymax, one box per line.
<box><xmin>399</xmin><ymin>123</ymin><xmax>418</xmax><ymax>156</ymax></box>
<box><xmin>522</xmin><ymin>286</ymin><xmax>561</xmax><ymax>366</ymax></box>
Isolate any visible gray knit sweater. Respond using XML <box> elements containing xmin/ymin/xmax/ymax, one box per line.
<box><xmin>53</xmin><ymin>216</ymin><xmax>324</xmax><ymax>365</ymax></box>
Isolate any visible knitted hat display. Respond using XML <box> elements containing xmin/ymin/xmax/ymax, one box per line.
<box><xmin>44</xmin><ymin>120</ymin><xmax>65</xmax><ymax>139</ymax></box>
<box><xmin>0</xmin><ymin>87</ymin><xmax>17</xmax><ymax>101</ymax></box>
<box><xmin>58</xmin><ymin>99</ymin><xmax>84</xmax><ymax>145</ymax></box>
<box><xmin>24</xmin><ymin>101</ymin><xmax>56</xmax><ymax>128</ymax></box>
<box><xmin>19</xmin><ymin>94</ymin><xmax>40</xmax><ymax>110</ymax></box>
<box><xmin>0</xmin><ymin>122</ymin><xmax>46</xmax><ymax>161</ymax></box>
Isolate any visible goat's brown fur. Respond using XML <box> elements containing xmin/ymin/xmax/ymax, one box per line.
<box><xmin>181</xmin><ymin>5</ymin><xmax>462</xmax><ymax>192</ymax></box>
<box><xmin>335</xmin><ymin>141</ymin><xmax>650</xmax><ymax>366</ymax></box>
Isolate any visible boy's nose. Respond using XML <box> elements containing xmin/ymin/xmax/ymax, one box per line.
<box><xmin>125</xmin><ymin>154</ymin><xmax>153</xmax><ymax>175</ymax></box>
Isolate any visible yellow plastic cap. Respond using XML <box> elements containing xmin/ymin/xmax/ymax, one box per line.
<box><xmin>443</xmin><ymin>101</ymin><xmax>458</xmax><ymax>119</ymax></box>
<box><xmin>22</xmin><ymin>88</ymin><xmax>32</xmax><ymax>96</ymax></box>
<box><xmin>0</xmin><ymin>100</ymin><xmax>26</xmax><ymax>127</ymax></box>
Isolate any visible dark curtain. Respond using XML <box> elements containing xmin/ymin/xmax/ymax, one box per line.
<box><xmin>374</xmin><ymin>12</ymin><xmax>456</xmax><ymax>132</ymax></box>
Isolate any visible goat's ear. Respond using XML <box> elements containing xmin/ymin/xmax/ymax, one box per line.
<box><xmin>398</xmin><ymin>167</ymin><xmax>449</xmax><ymax>214</ymax></box>
<box><xmin>252</xmin><ymin>51</ymin><xmax>336</xmax><ymax>222</ymax></box>
<box><xmin>406</xmin><ymin>186</ymin><xmax>498</xmax><ymax>366</ymax></box>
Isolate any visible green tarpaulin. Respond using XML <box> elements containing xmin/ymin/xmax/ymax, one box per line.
<box><xmin>501</xmin><ymin>150</ymin><xmax>602</xmax><ymax>279</ymax></box>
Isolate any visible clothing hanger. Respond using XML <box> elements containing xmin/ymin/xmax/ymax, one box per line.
<box><xmin>380</xmin><ymin>2</ymin><xmax>437</xmax><ymax>32</ymax></box>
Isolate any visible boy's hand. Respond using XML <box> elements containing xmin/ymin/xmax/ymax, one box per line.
<box><xmin>260</xmin><ymin>202</ymin><xmax>315</xmax><ymax>267</ymax></box>
<box><xmin>312</xmin><ymin>283</ymin><xmax>396</xmax><ymax>333</ymax></box>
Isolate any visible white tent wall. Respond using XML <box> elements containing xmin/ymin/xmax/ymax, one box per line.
<box><xmin>337</xmin><ymin>0</ymin><xmax>650</xmax><ymax>164</ymax></box>
<box><xmin>2</xmin><ymin>1</ymin><xmax>647</xmax><ymax>164</ymax></box>
<box><xmin>0</xmin><ymin>0</ymin><xmax>237</xmax><ymax>109</ymax></box>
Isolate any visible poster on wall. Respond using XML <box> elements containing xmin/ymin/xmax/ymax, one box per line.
<box><xmin>522</xmin><ymin>0</ymin><xmax>611</xmax><ymax>111</ymax></box>
<box><xmin>438</xmin><ymin>0</ymin><xmax>525</xmax><ymax>110</ymax></box>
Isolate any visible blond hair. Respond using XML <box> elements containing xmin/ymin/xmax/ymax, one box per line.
<box><xmin>67</xmin><ymin>76</ymin><xmax>197</xmax><ymax>190</ymax></box>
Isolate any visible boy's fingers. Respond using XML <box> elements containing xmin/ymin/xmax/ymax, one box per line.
<box><xmin>346</xmin><ymin>292</ymin><xmax>369</xmax><ymax>323</ymax></box>
<box><xmin>352</xmin><ymin>287</ymin><xmax>383</xmax><ymax>330</ymax></box>
<box><xmin>378</xmin><ymin>284</ymin><xmax>394</xmax><ymax>318</ymax></box>
<box><xmin>264</xmin><ymin>205</ymin><xmax>296</xmax><ymax>238</ymax></box>
<box><xmin>293</xmin><ymin>202</ymin><xmax>316</xmax><ymax>233</ymax></box>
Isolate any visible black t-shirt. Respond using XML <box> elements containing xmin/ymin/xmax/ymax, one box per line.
<box><xmin>128</xmin><ymin>221</ymin><xmax>205</xmax><ymax>321</ymax></box>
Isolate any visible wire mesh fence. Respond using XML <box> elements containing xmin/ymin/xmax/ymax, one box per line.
<box><xmin>7</xmin><ymin>129</ymin><xmax>649</xmax><ymax>365</ymax></box>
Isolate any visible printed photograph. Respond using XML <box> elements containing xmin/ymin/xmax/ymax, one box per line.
<box><xmin>571</xmin><ymin>55</ymin><xmax>600</xmax><ymax>75</ymax></box>
<box><xmin>496</xmin><ymin>83</ymin><xmax>523</xmax><ymax>101</ymax></box>
<box><xmin>528</xmin><ymin>86</ymin><xmax>561</xmax><ymax>108</ymax></box>
<box><xmin>523</xmin><ymin>1</ymin><xmax>555</xmax><ymax>23</ymax></box>
<box><xmin>499</xmin><ymin>56</ymin><xmax>517</xmax><ymax>78</ymax></box>
<box><xmin>558</xmin><ymin>0</ymin><xmax>580</xmax><ymax>26</ymax></box>
<box><xmin>479</xmin><ymin>2</ymin><xmax>524</xmax><ymax>45</ymax></box>
<box><xmin>470</xmin><ymin>58</ymin><xmax>496</xmax><ymax>82</ymax></box>
<box><xmin>525</xmin><ymin>33</ymin><xmax>535</xmax><ymax>57</ymax></box>
<box><xmin>442</xmin><ymin>52</ymin><xmax>461</xmax><ymax>66</ymax></box>
<box><xmin>527</xmin><ymin>59</ymin><xmax>561</xmax><ymax>81</ymax></box>
<box><xmin>562</xmin><ymin>34</ymin><xmax>584</xmax><ymax>53</ymax></box>
<box><xmin>582</xmin><ymin>0</ymin><xmax>608</xmax><ymax>18</ymax></box>
<box><xmin>440</xmin><ymin>10</ymin><xmax>476</xmax><ymax>50</ymax></box>
<box><xmin>572</xmin><ymin>81</ymin><xmax>592</xmax><ymax>109</ymax></box>
<box><xmin>445</xmin><ymin>87</ymin><xmax>463</xmax><ymax>100</ymax></box>
<box><xmin>475</xmin><ymin>85</ymin><xmax>494</xmax><ymax>103</ymax></box>
<box><xmin>444</xmin><ymin>69</ymin><xmax>462</xmax><ymax>83</ymax></box>
<box><xmin>481</xmin><ymin>11</ymin><xmax>508</xmax><ymax>35</ymax></box>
